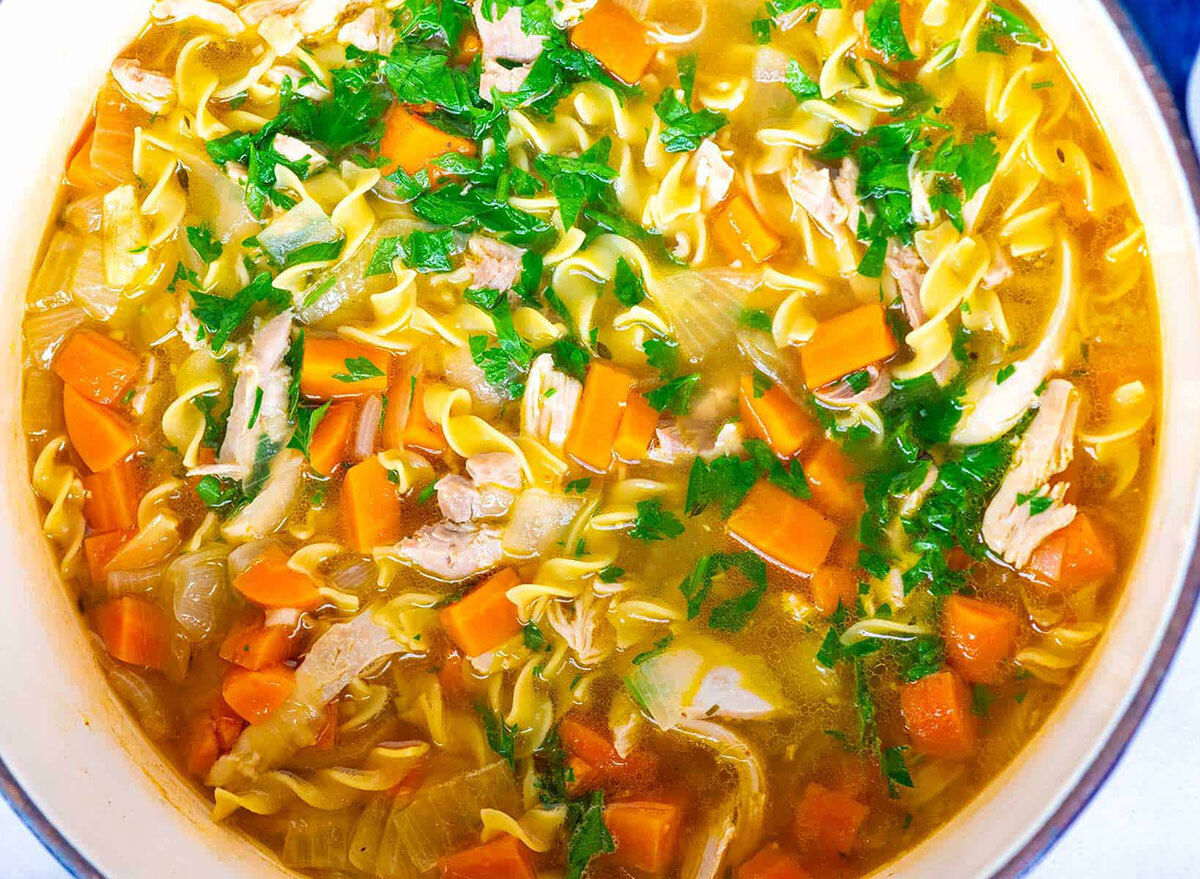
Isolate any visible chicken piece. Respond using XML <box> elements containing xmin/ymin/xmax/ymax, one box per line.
<box><xmin>152</xmin><ymin>0</ymin><xmax>245</xmax><ymax>32</ymax></box>
<box><xmin>473</xmin><ymin>0</ymin><xmax>546</xmax><ymax>63</ymax></box>
<box><xmin>467</xmin><ymin>236</ymin><xmax>526</xmax><ymax>292</ymax></box>
<box><xmin>898</xmin><ymin>462</ymin><xmax>939</xmax><ymax>519</ymax></box>
<box><xmin>832</xmin><ymin>157</ymin><xmax>862</xmax><ymax>231</ymax></box>
<box><xmin>436</xmin><ymin>475</ymin><xmax>515</xmax><ymax>523</ymax></box>
<box><xmin>337</xmin><ymin>6</ymin><xmax>394</xmax><ymax>53</ymax></box>
<box><xmin>982</xmin><ymin>248</ymin><xmax>1015</xmax><ymax>289</ymax></box>
<box><xmin>982</xmin><ymin>380</ymin><xmax>1080</xmax><ymax>568</ymax></box>
<box><xmin>786</xmin><ymin>153</ymin><xmax>849</xmax><ymax>237</ymax></box>
<box><xmin>110</xmin><ymin>59</ymin><xmax>176</xmax><ymax>114</ymax></box>
<box><xmin>647</xmin><ymin>422</ymin><xmax>698</xmax><ymax>465</ymax></box>
<box><xmin>546</xmin><ymin>592</ymin><xmax>614</xmax><ymax>666</ymax></box>
<box><xmin>814</xmin><ymin>364</ymin><xmax>892</xmax><ymax>407</ymax></box>
<box><xmin>271</xmin><ymin>134</ymin><xmax>327</xmax><ymax>174</ymax></box>
<box><xmin>264</xmin><ymin>64</ymin><xmax>329</xmax><ymax>100</ymax></box>
<box><xmin>695</xmin><ymin>140</ymin><xmax>735</xmax><ymax>210</ymax></box>
<box><xmin>909</xmin><ymin>157</ymin><xmax>936</xmax><ymax>226</ymax></box>
<box><xmin>399</xmin><ymin>521</ymin><xmax>504</xmax><ymax>581</ymax></box>
<box><xmin>521</xmin><ymin>353</ymin><xmax>582</xmax><ymax>451</ymax></box>
<box><xmin>221</xmin><ymin>448</ymin><xmax>305</xmax><ymax>542</ymax></box>
<box><xmin>238</xmin><ymin>0</ymin><xmax>301</xmax><ymax>25</ymax></box>
<box><xmin>479</xmin><ymin>59</ymin><xmax>535</xmax><ymax>101</ymax></box>
<box><xmin>218</xmin><ymin>311</ymin><xmax>294</xmax><ymax>480</ymax></box>
<box><xmin>466</xmin><ymin>452</ymin><xmax>522</xmax><ymax>489</ymax></box>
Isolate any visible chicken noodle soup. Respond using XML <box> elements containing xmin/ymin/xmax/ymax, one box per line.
<box><xmin>22</xmin><ymin>0</ymin><xmax>1158</xmax><ymax>876</ymax></box>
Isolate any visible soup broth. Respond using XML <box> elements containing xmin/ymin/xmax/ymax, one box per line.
<box><xmin>21</xmin><ymin>0</ymin><xmax>1159</xmax><ymax>876</ymax></box>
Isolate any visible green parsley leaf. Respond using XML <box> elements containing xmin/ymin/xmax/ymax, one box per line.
<box><xmin>996</xmin><ymin>363</ymin><xmax>1016</xmax><ymax>384</ymax></box>
<box><xmin>678</xmin><ymin>53</ymin><xmax>698</xmax><ymax>106</ymax></box>
<box><xmin>845</xmin><ymin>369</ymin><xmax>872</xmax><ymax>393</ymax></box>
<box><xmin>865</xmin><ymin>0</ymin><xmax>916</xmax><ymax>62</ymax></box>
<box><xmin>598</xmin><ymin>565</ymin><xmax>625</xmax><ymax>582</ymax></box>
<box><xmin>739</xmin><ymin>308</ymin><xmax>773</xmax><ymax>332</ymax></box>
<box><xmin>642</xmin><ymin>337</ymin><xmax>679</xmax><ymax>380</ymax></box>
<box><xmin>685</xmin><ymin>454</ymin><xmax>759</xmax><ymax>517</ymax></box>
<box><xmin>190</xmin><ymin>273</ymin><xmax>290</xmax><ymax>351</ymax></box>
<box><xmin>476</xmin><ymin>705</ymin><xmax>519</xmax><ymax>769</ymax></box>
<box><xmin>679</xmin><ymin>551</ymin><xmax>768</xmax><ymax>630</ymax></box>
<box><xmin>977</xmin><ymin>3</ymin><xmax>1044</xmax><ymax>54</ymax></box>
<box><xmin>632</xmin><ymin>635</ymin><xmax>675</xmax><ymax>665</ymax></box>
<box><xmin>186</xmin><ymin>224</ymin><xmax>224</xmax><ymax>263</ymax></box>
<box><xmin>629</xmin><ymin>498</ymin><xmax>685</xmax><ymax>542</ymax></box>
<box><xmin>565</xmin><ymin>477</ymin><xmax>592</xmax><ymax>494</ymax></box>
<box><xmin>613</xmin><ymin>257</ymin><xmax>647</xmax><ymax>307</ymax></box>
<box><xmin>194</xmin><ymin>475</ymin><xmax>243</xmax><ymax>511</ymax></box>
<box><xmin>283</xmin><ymin>237</ymin><xmax>344</xmax><ymax>269</ymax></box>
<box><xmin>785</xmin><ymin>59</ymin><xmax>821</xmax><ymax>101</ymax></box>
<box><xmin>403</xmin><ymin>229</ymin><xmax>456</xmax><ymax>273</ymax></box>
<box><xmin>366</xmin><ymin>235</ymin><xmax>405</xmax><ymax>276</ymax></box>
<box><xmin>883</xmin><ymin>745</ymin><xmax>915</xmax><ymax>794</ymax></box>
<box><xmin>523</xmin><ymin>620</ymin><xmax>547</xmax><ymax>651</ymax></box>
<box><xmin>646</xmin><ymin>373</ymin><xmax>700</xmax><ymax>415</ymax></box>
<box><xmin>332</xmin><ymin>356</ymin><xmax>386</xmax><ymax>383</ymax></box>
<box><xmin>654</xmin><ymin>89</ymin><xmax>728</xmax><ymax>153</ymax></box>
<box><xmin>564</xmin><ymin>791</ymin><xmax>616</xmax><ymax>879</ymax></box>
<box><xmin>287</xmin><ymin>402</ymin><xmax>331</xmax><ymax>460</ymax></box>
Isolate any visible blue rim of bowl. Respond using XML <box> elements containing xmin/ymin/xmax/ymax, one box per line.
<box><xmin>1</xmin><ymin>2</ymin><xmax>1200</xmax><ymax>877</ymax></box>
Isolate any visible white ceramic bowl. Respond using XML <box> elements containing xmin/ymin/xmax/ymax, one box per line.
<box><xmin>1</xmin><ymin>1</ymin><xmax>1198</xmax><ymax>876</ymax></box>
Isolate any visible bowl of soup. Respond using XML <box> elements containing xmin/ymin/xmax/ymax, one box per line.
<box><xmin>1</xmin><ymin>0</ymin><xmax>1198</xmax><ymax>877</ymax></box>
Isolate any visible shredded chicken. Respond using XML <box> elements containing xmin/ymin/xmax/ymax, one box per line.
<box><xmin>982</xmin><ymin>379</ymin><xmax>1080</xmax><ymax>568</ymax></box>
<box><xmin>337</xmin><ymin>6</ymin><xmax>394</xmax><ymax>53</ymax></box>
<box><xmin>151</xmin><ymin>0</ymin><xmax>245</xmax><ymax>32</ymax></box>
<box><xmin>886</xmin><ymin>242</ymin><xmax>957</xmax><ymax>385</ymax></box>
<box><xmin>521</xmin><ymin>354</ymin><xmax>582</xmax><ymax>451</ymax></box>
<box><xmin>832</xmin><ymin>157</ymin><xmax>862</xmax><ymax>231</ymax></box>
<box><xmin>786</xmin><ymin>153</ymin><xmax>849</xmax><ymax>237</ymax></box>
<box><xmin>110</xmin><ymin>59</ymin><xmax>176</xmax><ymax>114</ymax></box>
<box><xmin>814</xmin><ymin>364</ymin><xmax>893</xmax><ymax>407</ymax></box>
<box><xmin>466</xmin><ymin>452</ymin><xmax>522</xmax><ymax>489</ymax></box>
<box><xmin>436</xmin><ymin>475</ymin><xmax>516</xmax><ymax>523</ymax></box>
<box><xmin>695</xmin><ymin>140</ymin><xmax>735</xmax><ymax>210</ymax></box>
<box><xmin>238</xmin><ymin>0</ymin><xmax>301</xmax><ymax>25</ymax></box>
<box><xmin>648</xmin><ymin>422</ymin><xmax>697</xmax><ymax>465</ymax></box>
<box><xmin>271</xmin><ymin>134</ymin><xmax>327</xmax><ymax>173</ymax></box>
<box><xmin>218</xmin><ymin>311</ymin><xmax>294</xmax><ymax>479</ymax></box>
<box><xmin>221</xmin><ymin>448</ymin><xmax>305</xmax><ymax>542</ymax></box>
<box><xmin>909</xmin><ymin>157</ymin><xmax>937</xmax><ymax>226</ymax></box>
<box><xmin>129</xmin><ymin>354</ymin><xmax>158</xmax><ymax>419</ymax></box>
<box><xmin>472</xmin><ymin>0</ymin><xmax>546</xmax><ymax>102</ymax></box>
<box><xmin>899</xmin><ymin>461</ymin><xmax>939</xmax><ymax>519</ymax></box>
<box><xmin>399</xmin><ymin>521</ymin><xmax>504</xmax><ymax>581</ymax></box>
<box><xmin>546</xmin><ymin>592</ymin><xmax>614</xmax><ymax>666</ymax></box>
<box><xmin>467</xmin><ymin>236</ymin><xmax>525</xmax><ymax>292</ymax></box>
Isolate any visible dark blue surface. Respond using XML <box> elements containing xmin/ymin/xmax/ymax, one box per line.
<box><xmin>1122</xmin><ymin>0</ymin><xmax>1200</xmax><ymax>112</ymax></box>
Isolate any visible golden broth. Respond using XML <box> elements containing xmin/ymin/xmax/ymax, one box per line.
<box><xmin>21</xmin><ymin>0</ymin><xmax>1159</xmax><ymax>877</ymax></box>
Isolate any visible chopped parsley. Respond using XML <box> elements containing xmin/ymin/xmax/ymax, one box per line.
<box><xmin>185</xmin><ymin>224</ymin><xmax>223</xmax><ymax>263</ymax></box>
<box><xmin>332</xmin><ymin>356</ymin><xmax>386</xmax><ymax>383</ymax></box>
<box><xmin>629</xmin><ymin>498</ymin><xmax>685</xmax><ymax>542</ymax></box>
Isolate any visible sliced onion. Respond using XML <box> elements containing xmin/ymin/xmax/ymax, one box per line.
<box><xmin>501</xmin><ymin>489</ymin><xmax>587</xmax><ymax>558</ymax></box>
<box><xmin>353</xmin><ymin>395</ymin><xmax>382</xmax><ymax>461</ymax></box>
<box><xmin>22</xmin><ymin>369</ymin><xmax>63</xmax><ymax>436</ymax></box>
<box><xmin>753</xmin><ymin>46</ymin><xmax>789</xmax><ymax>83</ymax></box>
<box><xmin>107</xmin><ymin>566</ymin><xmax>162</xmax><ymax>598</ymax></box>
<box><xmin>106</xmin><ymin>664</ymin><xmax>174</xmax><ymax>741</ymax></box>
<box><xmin>327</xmin><ymin>556</ymin><xmax>377</xmax><ymax>596</ymax></box>
<box><xmin>651</xmin><ymin>270</ymin><xmax>758</xmax><ymax>363</ymax></box>
<box><xmin>72</xmin><ymin>235</ymin><xmax>121</xmax><ymax>320</ymax></box>
<box><xmin>222</xmin><ymin>448</ymin><xmax>305</xmax><ymax>542</ymax></box>
<box><xmin>63</xmin><ymin>193</ymin><xmax>105</xmax><ymax>234</ymax></box>
<box><xmin>28</xmin><ymin>230</ymin><xmax>81</xmax><ymax>312</ymax></box>
<box><xmin>24</xmin><ymin>305</ymin><xmax>86</xmax><ymax>367</ymax></box>
<box><xmin>258</xmin><ymin>198</ymin><xmax>340</xmax><ymax>267</ymax></box>
<box><xmin>108</xmin><ymin>515</ymin><xmax>181</xmax><ymax>572</ymax></box>
<box><xmin>736</xmin><ymin>327</ymin><xmax>804</xmax><ymax>390</ymax></box>
<box><xmin>228</xmin><ymin>538</ymin><xmax>276</xmax><ymax>580</ymax></box>
<box><xmin>282</xmin><ymin>812</ymin><xmax>356</xmax><ymax>870</ymax></box>
<box><xmin>166</xmin><ymin>546</ymin><xmax>231</xmax><ymax>644</ymax></box>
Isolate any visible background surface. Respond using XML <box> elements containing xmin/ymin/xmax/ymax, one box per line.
<box><xmin>3</xmin><ymin>2</ymin><xmax>1200</xmax><ymax>877</ymax></box>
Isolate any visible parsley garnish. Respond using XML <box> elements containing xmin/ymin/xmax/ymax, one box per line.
<box><xmin>476</xmin><ymin>705</ymin><xmax>519</xmax><ymax>769</ymax></box>
<box><xmin>865</xmin><ymin>0</ymin><xmax>916</xmax><ymax>62</ymax></box>
<box><xmin>629</xmin><ymin>498</ymin><xmax>685</xmax><ymax>542</ymax></box>
<box><xmin>646</xmin><ymin>373</ymin><xmax>700</xmax><ymax>415</ymax></box>
<box><xmin>613</xmin><ymin>257</ymin><xmax>647</xmax><ymax>307</ymax></box>
<box><xmin>654</xmin><ymin>89</ymin><xmax>728</xmax><ymax>153</ymax></box>
<box><xmin>977</xmin><ymin>3</ymin><xmax>1044</xmax><ymax>54</ymax></box>
<box><xmin>332</xmin><ymin>356</ymin><xmax>386</xmax><ymax>383</ymax></box>
<box><xmin>189</xmin><ymin>273</ymin><xmax>290</xmax><ymax>351</ymax></box>
<box><xmin>678</xmin><ymin>551</ymin><xmax>769</xmax><ymax>631</ymax></box>
<box><xmin>186</xmin><ymin>224</ymin><xmax>223</xmax><ymax>263</ymax></box>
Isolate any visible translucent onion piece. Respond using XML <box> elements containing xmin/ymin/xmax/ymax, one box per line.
<box><xmin>258</xmin><ymin>198</ymin><xmax>339</xmax><ymax>267</ymax></box>
<box><xmin>106</xmin><ymin>664</ymin><xmax>174</xmax><ymax>741</ymax></box>
<box><xmin>282</xmin><ymin>813</ymin><xmax>354</xmax><ymax>870</ymax></box>
<box><xmin>72</xmin><ymin>235</ymin><xmax>121</xmax><ymax>320</ymax></box>
<box><xmin>327</xmin><ymin>557</ymin><xmax>377</xmax><ymax>596</ymax></box>
<box><xmin>353</xmin><ymin>395</ymin><xmax>382</xmax><ymax>462</ymax></box>
<box><xmin>24</xmin><ymin>305</ymin><xmax>86</xmax><ymax>368</ymax></box>
<box><xmin>167</xmin><ymin>545</ymin><xmax>231</xmax><ymax>644</ymax></box>
<box><xmin>374</xmin><ymin>761</ymin><xmax>520</xmax><ymax>876</ymax></box>
<box><xmin>501</xmin><ymin>490</ymin><xmax>587</xmax><ymax>558</ymax></box>
<box><xmin>736</xmin><ymin>327</ymin><xmax>804</xmax><ymax>390</ymax></box>
<box><xmin>650</xmin><ymin>270</ymin><xmax>757</xmax><ymax>363</ymax></box>
<box><xmin>22</xmin><ymin>369</ymin><xmax>63</xmax><ymax>436</ymax></box>
<box><xmin>63</xmin><ymin>193</ymin><xmax>105</xmax><ymax>234</ymax></box>
<box><xmin>28</xmin><ymin>230</ymin><xmax>81</xmax><ymax>311</ymax></box>
<box><xmin>106</xmin><ymin>566</ymin><xmax>163</xmax><ymax>598</ymax></box>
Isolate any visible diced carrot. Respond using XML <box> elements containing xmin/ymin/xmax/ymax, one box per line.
<box><xmin>402</xmin><ymin>377</ymin><xmax>447</xmax><ymax>454</ymax></box>
<box><xmin>613</xmin><ymin>392</ymin><xmax>660</xmax><ymax>463</ymax></box>
<box><xmin>308</xmin><ymin>401</ymin><xmax>356</xmax><ymax>476</ymax></box>
<box><xmin>53</xmin><ymin>330</ymin><xmax>140</xmax><ymax>406</ymax></box>
<box><xmin>729</xmin><ymin>482</ymin><xmax>838</xmax><ymax>575</ymax></box>
<box><xmin>793</xmin><ymin>783</ymin><xmax>868</xmax><ymax>857</ymax></box>
<box><xmin>300</xmin><ymin>338</ymin><xmax>389</xmax><ymax>400</ymax></box>
<box><xmin>88</xmin><ymin>82</ymin><xmax>144</xmax><ymax>187</ymax></box>
<box><xmin>183</xmin><ymin>713</ymin><xmax>221</xmax><ymax>778</ymax></box>
<box><xmin>94</xmin><ymin>596</ymin><xmax>168</xmax><ymax>670</ymax></box>
<box><xmin>799</xmin><ymin>303</ymin><xmax>898</xmax><ymax>389</ymax></box>
<box><xmin>232</xmin><ymin>544</ymin><xmax>323</xmax><ymax>609</ymax></box>
<box><xmin>900</xmin><ymin>670</ymin><xmax>977</xmax><ymax>759</ymax></box>
<box><xmin>221</xmin><ymin>665</ymin><xmax>296</xmax><ymax>725</ymax></box>
<box><xmin>738</xmin><ymin>375</ymin><xmax>818</xmax><ymax>458</ymax></box>
<box><xmin>713</xmin><ymin>195</ymin><xmax>781</xmax><ymax>266</ymax></box>
<box><xmin>560</xmin><ymin>716</ymin><xmax>658</xmax><ymax>785</ymax></box>
<box><xmin>65</xmin><ymin>121</ymin><xmax>99</xmax><ymax>190</ymax></box>
<box><xmin>440</xmin><ymin>569</ymin><xmax>522</xmax><ymax>657</ymax></box>
<box><xmin>453</xmin><ymin>30</ymin><xmax>483</xmax><ymax>66</ymax></box>
<box><xmin>219</xmin><ymin>614</ymin><xmax>297</xmax><ymax>671</ymax></box>
<box><xmin>84</xmin><ymin>529</ymin><xmax>135</xmax><ymax>583</ymax></box>
<box><xmin>738</xmin><ymin>843</ymin><xmax>812</xmax><ymax>879</ymax></box>
<box><xmin>569</xmin><ymin>0</ymin><xmax>657</xmax><ymax>85</ymax></box>
<box><xmin>81</xmin><ymin>459</ymin><xmax>140</xmax><ymax>532</ymax></box>
<box><xmin>341</xmin><ymin>456</ymin><xmax>403</xmax><ymax>552</ymax></box>
<box><xmin>439</xmin><ymin>834</ymin><xmax>535</xmax><ymax>879</ymax></box>
<box><xmin>604</xmin><ymin>800</ymin><xmax>682</xmax><ymax>873</ymax></box>
<box><xmin>382</xmin><ymin>359</ymin><xmax>416</xmax><ymax>450</ymax></box>
<box><xmin>803</xmin><ymin>441</ymin><xmax>864</xmax><ymax>521</ymax></box>
<box><xmin>565</xmin><ymin>360</ymin><xmax>636</xmax><ymax>472</ymax></box>
<box><xmin>379</xmin><ymin>105</ymin><xmax>476</xmax><ymax>178</ymax></box>
<box><xmin>1027</xmin><ymin>513</ymin><xmax>1117</xmax><ymax>590</ymax></box>
<box><xmin>811</xmin><ymin>566</ymin><xmax>859</xmax><ymax>617</ymax></box>
<box><xmin>942</xmin><ymin>595</ymin><xmax>1019</xmax><ymax>685</ymax></box>
<box><xmin>313</xmin><ymin>701</ymin><xmax>339</xmax><ymax>751</ymax></box>
<box><xmin>210</xmin><ymin>697</ymin><xmax>246</xmax><ymax>751</ymax></box>
<box><xmin>829</xmin><ymin>536</ymin><xmax>862</xmax><ymax>569</ymax></box>
<box><xmin>63</xmin><ymin>385</ymin><xmax>137</xmax><ymax>472</ymax></box>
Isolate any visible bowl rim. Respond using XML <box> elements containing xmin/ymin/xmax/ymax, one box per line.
<box><xmin>2</xmin><ymin>2</ymin><xmax>1199</xmax><ymax>878</ymax></box>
